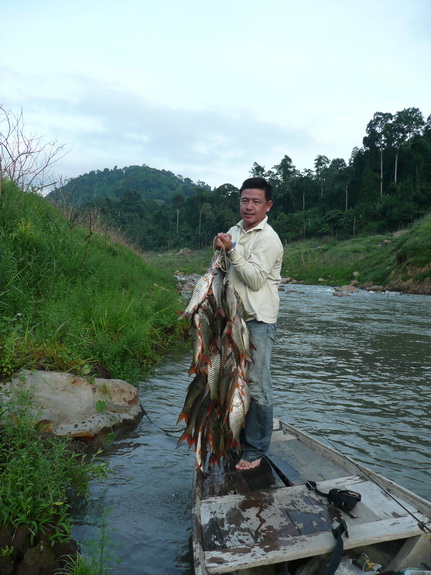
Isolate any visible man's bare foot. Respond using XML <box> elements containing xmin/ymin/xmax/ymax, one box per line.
<box><xmin>235</xmin><ymin>458</ymin><xmax>262</xmax><ymax>471</ymax></box>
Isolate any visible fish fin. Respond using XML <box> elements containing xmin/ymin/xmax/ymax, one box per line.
<box><xmin>199</xmin><ymin>364</ymin><xmax>209</xmax><ymax>376</ymax></box>
<box><xmin>240</xmin><ymin>352</ymin><xmax>253</xmax><ymax>364</ymax></box>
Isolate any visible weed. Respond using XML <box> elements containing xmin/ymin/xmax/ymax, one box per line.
<box><xmin>58</xmin><ymin>511</ymin><xmax>119</xmax><ymax>575</ymax></box>
<box><xmin>0</xmin><ymin>387</ymin><xmax>106</xmax><ymax>546</ymax></box>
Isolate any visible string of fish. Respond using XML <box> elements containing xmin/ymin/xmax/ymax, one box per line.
<box><xmin>177</xmin><ymin>249</ymin><xmax>254</xmax><ymax>471</ymax></box>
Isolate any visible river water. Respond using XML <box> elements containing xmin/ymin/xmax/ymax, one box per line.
<box><xmin>71</xmin><ymin>285</ymin><xmax>431</xmax><ymax>574</ymax></box>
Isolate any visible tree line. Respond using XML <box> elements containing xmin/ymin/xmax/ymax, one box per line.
<box><xmin>49</xmin><ymin>106</ymin><xmax>431</xmax><ymax>250</ymax></box>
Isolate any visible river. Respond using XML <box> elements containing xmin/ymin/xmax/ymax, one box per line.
<box><xmin>71</xmin><ymin>285</ymin><xmax>431</xmax><ymax>574</ymax></box>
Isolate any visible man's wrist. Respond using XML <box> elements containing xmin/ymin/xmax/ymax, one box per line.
<box><xmin>226</xmin><ymin>246</ymin><xmax>236</xmax><ymax>255</ymax></box>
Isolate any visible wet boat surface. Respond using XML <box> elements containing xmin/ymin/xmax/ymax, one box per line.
<box><xmin>193</xmin><ymin>419</ymin><xmax>431</xmax><ymax>575</ymax></box>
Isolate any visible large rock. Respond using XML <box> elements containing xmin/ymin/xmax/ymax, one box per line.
<box><xmin>1</xmin><ymin>370</ymin><xmax>144</xmax><ymax>438</ymax></box>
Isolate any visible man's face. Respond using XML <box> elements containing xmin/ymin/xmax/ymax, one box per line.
<box><xmin>239</xmin><ymin>188</ymin><xmax>273</xmax><ymax>231</ymax></box>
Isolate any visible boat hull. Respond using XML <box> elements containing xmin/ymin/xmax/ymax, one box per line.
<box><xmin>192</xmin><ymin>419</ymin><xmax>431</xmax><ymax>575</ymax></box>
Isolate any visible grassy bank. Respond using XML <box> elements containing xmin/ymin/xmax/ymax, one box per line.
<box><xmin>0</xmin><ymin>181</ymin><xmax>186</xmax><ymax>384</ymax></box>
<box><xmin>148</xmin><ymin>213</ymin><xmax>431</xmax><ymax>293</ymax></box>
<box><xmin>0</xmin><ymin>182</ymin><xmax>187</xmax><ymax>573</ymax></box>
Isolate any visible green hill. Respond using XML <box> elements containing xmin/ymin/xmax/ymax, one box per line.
<box><xmin>0</xmin><ymin>181</ymin><xmax>185</xmax><ymax>383</ymax></box>
<box><xmin>48</xmin><ymin>164</ymin><xmax>211</xmax><ymax>206</ymax></box>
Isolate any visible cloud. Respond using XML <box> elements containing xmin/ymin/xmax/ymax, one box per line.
<box><xmin>2</xmin><ymin>0</ymin><xmax>431</xmax><ymax>188</ymax></box>
<box><xmin>4</xmin><ymin>70</ymin><xmax>319</xmax><ymax>186</ymax></box>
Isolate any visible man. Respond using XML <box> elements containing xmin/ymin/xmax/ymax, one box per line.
<box><xmin>216</xmin><ymin>177</ymin><xmax>283</xmax><ymax>470</ymax></box>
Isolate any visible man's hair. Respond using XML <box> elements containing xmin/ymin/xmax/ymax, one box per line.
<box><xmin>239</xmin><ymin>177</ymin><xmax>273</xmax><ymax>201</ymax></box>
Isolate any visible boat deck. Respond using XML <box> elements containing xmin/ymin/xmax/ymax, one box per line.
<box><xmin>194</xmin><ymin>421</ymin><xmax>431</xmax><ymax>574</ymax></box>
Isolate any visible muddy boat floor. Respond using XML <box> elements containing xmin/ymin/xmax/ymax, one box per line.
<box><xmin>195</xmin><ymin>422</ymin><xmax>431</xmax><ymax>574</ymax></box>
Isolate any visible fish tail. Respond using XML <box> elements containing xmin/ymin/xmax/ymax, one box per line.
<box><xmin>227</xmin><ymin>436</ymin><xmax>240</xmax><ymax>450</ymax></box>
<box><xmin>202</xmin><ymin>353</ymin><xmax>212</xmax><ymax>368</ymax></box>
<box><xmin>177</xmin><ymin>430</ymin><xmax>193</xmax><ymax>447</ymax></box>
<box><xmin>209</xmin><ymin>453</ymin><xmax>221</xmax><ymax>467</ymax></box>
<box><xmin>176</xmin><ymin>411</ymin><xmax>189</xmax><ymax>424</ymax></box>
<box><xmin>207</xmin><ymin>399</ymin><xmax>221</xmax><ymax>416</ymax></box>
<box><xmin>188</xmin><ymin>363</ymin><xmax>198</xmax><ymax>376</ymax></box>
<box><xmin>214</xmin><ymin>307</ymin><xmax>225</xmax><ymax>319</ymax></box>
<box><xmin>222</xmin><ymin>322</ymin><xmax>233</xmax><ymax>338</ymax></box>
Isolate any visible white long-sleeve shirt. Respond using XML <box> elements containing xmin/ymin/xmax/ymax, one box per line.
<box><xmin>226</xmin><ymin>216</ymin><xmax>283</xmax><ymax>323</ymax></box>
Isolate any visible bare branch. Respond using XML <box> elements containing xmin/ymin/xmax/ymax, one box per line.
<box><xmin>0</xmin><ymin>105</ymin><xmax>70</xmax><ymax>193</ymax></box>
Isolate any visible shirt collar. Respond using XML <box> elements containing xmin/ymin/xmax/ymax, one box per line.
<box><xmin>236</xmin><ymin>215</ymin><xmax>268</xmax><ymax>232</ymax></box>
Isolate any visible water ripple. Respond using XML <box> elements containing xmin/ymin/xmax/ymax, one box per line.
<box><xmin>72</xmin><ymin>286</ymin><xmax>431</xmax><ymax>573</ymax></box>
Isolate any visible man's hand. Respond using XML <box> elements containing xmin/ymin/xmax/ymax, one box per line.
<box><xmin>215</xmin><ymin>233</ymin><xmax>233</xmax><ymax>252</ymax></box>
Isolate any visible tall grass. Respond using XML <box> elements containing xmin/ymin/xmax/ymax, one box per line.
<box><xmin>0</xmin><ymin>181</ymin><xmax>185</xmax><ymax>382</ymax></box>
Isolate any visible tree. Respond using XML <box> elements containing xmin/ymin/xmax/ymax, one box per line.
<box><xmin>198</xmin><ymin>202</ymin><xmax>213</xmax><ymax>249</ymax></box>
<box><xmin>272</xmin><ymin>155</ymin><xmax>299</xmax><ymax>212</ymax></box>
<box><xmin>250</xmin><ymin>162</ymin><xmax>267</xmax><ymax>178</ymax></box>
<box><xmin>390</xmin><ymin>108</ymin><xmax>424</xmax><ymax>183</ymax></box>
<box><xmin>314</xmin><ymin>155</ymin><xmax>330</xmax><ymax>198</ymax></box>
<box><xmin>172</xmin><ymin>193</ymin><xmax>184</xmax><ymax>236</ymax></box>
<box><xmin>0</xmin><ymin>105</ymin><xmax>68</xmax><ymax>194</ymax></box>
<box><xmin>364</xmin><ymin>111</ymin><xmax>393</xmax><ymax>197</ymax></box>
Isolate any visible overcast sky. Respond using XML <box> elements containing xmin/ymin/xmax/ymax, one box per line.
<box><xmin>2</xmin><ymin>0</ymin><xmax>430</xmax><ymax>189</ymax></box>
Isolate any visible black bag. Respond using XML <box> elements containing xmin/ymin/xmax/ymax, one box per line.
<box><xmin>306</xmin><ymin>480</ymin><xmax>361</xmax><ymax>516</ymax></box>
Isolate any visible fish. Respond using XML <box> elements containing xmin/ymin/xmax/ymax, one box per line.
<box><xmin>178</xmin><ymin>270</ymin><xmax>215</xmax><ymax>320</ymax></box>
<box><xmin>177</xmin><ymin>387</ymin><xmax>206</xmax><ymax>446</ymax></box>
<box><xmin>211</xmin><ymin>268</ymin><xmax>225</xmax><ymax>318</ymax></box>
<box><xmin>177</xmin><ymin>248</ymin><xmax>254</xmax><ymax>471</ymax></box>
<box><xmin>224</xmin><ymin>312</ymin><xmax>253</xmax><ymax>365</ymax></box>
<box><xmin>188</xmin><ymin>302</ymin><xmax>215</xmax><ymax>375</ymax></box>
<box><xmin>223</xmin><ymin>280</ymin><xmax>239</xmax><ymax>322</ymax></box>
<box><xmin>177</xmin><ymin>371</ymin><xmax>206</xmax><ymax>424</ymax></box>
<box><xmin>226</xmin><ymin>374</ymin><xmax>250</xmax><ymax>448</ymax></box>
<box><xmin>206</xmin><ymin>350</ymin><xmax>222</xmax><ymax>413</ymax></box>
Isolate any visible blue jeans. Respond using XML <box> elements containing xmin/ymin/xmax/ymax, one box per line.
<box><xmin>241</xmin><ymin>320</ymin><xmax>277</xmax><ymax>461</ymax></box>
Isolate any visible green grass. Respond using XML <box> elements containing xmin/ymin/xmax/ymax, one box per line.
<box><xmin>0</xmin><ymin>181</ymin><xmax>186</xmax><ymax>383</ymax></box>
<box><xmin>0</xmin><ymin>385</ymin><xmax>105</xmax><ymax>546</ymax></box>
<box><xmin>143</xmin><ymin>247</ymin><xmax>214</xmax><ymax>276</ymax></box>
<box><xmin>144</xmin><ymin>213</ymin><xmax>431</xmax><ymax>290</ymax></box>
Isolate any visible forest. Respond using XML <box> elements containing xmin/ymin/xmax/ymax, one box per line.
<box><xmin>49</xmin><ymin>107</ymin><xmax>431</xmax><ymax>251</ymax></box>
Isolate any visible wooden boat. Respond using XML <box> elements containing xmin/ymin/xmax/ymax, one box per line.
<box><xmin>192</xmin><ymin>418</ymin><xmax>431</xmax><ymax>575</ymax></box>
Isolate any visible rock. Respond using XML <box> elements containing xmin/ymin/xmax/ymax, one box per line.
<box><xmin>0</xmin><ymin>557</ymin><xmax>14</xmax><ymax>575</ymax></box>
<box><xmin>1</xmin><ymin>370</ymin><xmax>144</xmax><ymax>439</ymax></box>
<box><xmin>335</xmin><ymin>284</ymin><xmax>359</xmax><ymax>293</ymax></box>
<box><xmin>16</xmin><ymin>542</ymin><xmax>55</xmax><ymax>575</ymax></box>
<box><xmin>368</xmin><ymin>285</ymin><xmax>386</xmax><ymax>292</ymax></box>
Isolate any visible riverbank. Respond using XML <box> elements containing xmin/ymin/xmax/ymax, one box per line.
<box><xmin>151</xmin><ymin>214</ymin><xmax>431</xmax><ymax>297</ymax></box>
